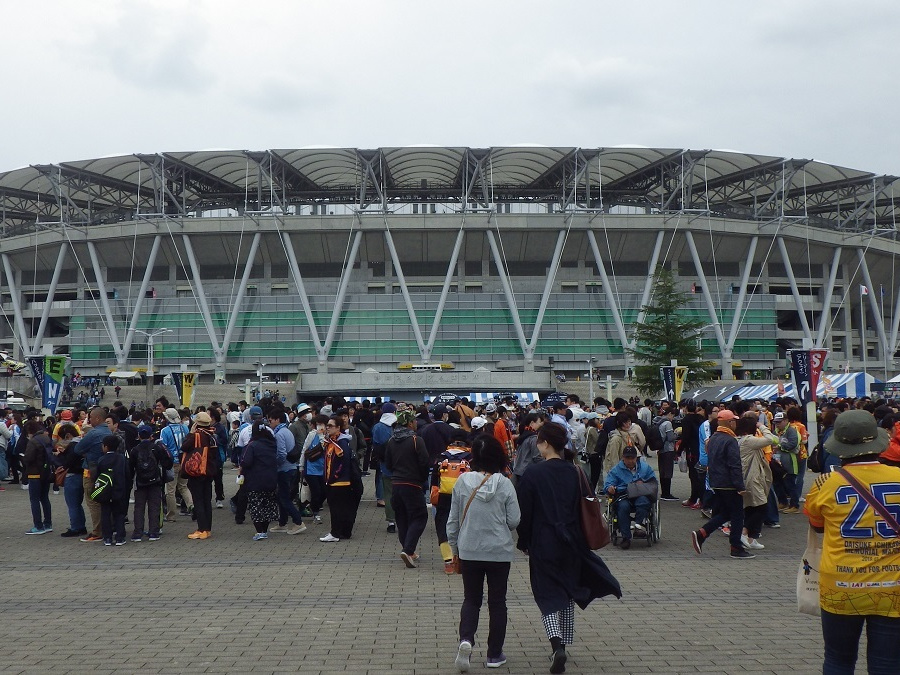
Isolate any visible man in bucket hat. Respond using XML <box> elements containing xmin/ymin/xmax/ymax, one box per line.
<box><xmin>804</xmin><ymin>410</ymin><xmax>900</xmax><ymax>674</ymax></box>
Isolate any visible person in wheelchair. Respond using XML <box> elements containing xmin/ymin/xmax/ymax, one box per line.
<box><xmin>603</xmin><ymin>445</ymin><xmax>658</xmax><ymax>549</ymax></box>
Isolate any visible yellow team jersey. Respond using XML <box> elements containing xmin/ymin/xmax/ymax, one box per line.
<box><xmin>804</xmin><ymin>462</ymin><xmax>900</xmax><ymax>617</ymax></box>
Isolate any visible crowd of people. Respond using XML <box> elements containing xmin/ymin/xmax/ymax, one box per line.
<box><xmin>3</xmin><ymin>389</ymin><xmax>898</xmax><ymax>673</ymax></box>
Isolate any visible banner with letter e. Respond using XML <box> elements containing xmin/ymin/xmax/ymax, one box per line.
<box><xmin>28</xmin><ymin>355</ymin><xmax>67</xmax><ymax>413</ymax></box>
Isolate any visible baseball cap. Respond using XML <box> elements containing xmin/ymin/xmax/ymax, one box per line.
<box><xmin>484</xmin><ymin>403</ymin><xmax>498</xmax><ymax>414</ymax></box>
<box><xmin>164</xmin><ymin>408</ymin><xmax>181</xmax><ymax>424</ymax></box>
<box><xmin>471</xmin><ymin>416</ymin><xmax>487</xmax><ymax>430</ymax></box>
<box><xmin>717</xmin><ymin>410</ymin><xmax>738</xmax><ymax>421</ymax></box>
<box><xmin>381</xmin><ymin>402</ymin><xmax>397</xmax><ymax>414</ymax></box>
<box><xmin>137</xmin><ymin>424</ymin><xmax>154</xmax><ymax>437</ymax></box>
<box><xmin>773</xmin><ymin>412</ymin><xmax>785</xmax><ymax>422</ymax></box>
<box><xmin>59</xmin><ymin>409</ymin><xmax>73</xmax><ymax>421</ymax></box>
<box><xmin>395</xmin><ymin>409</ymin><xmax>416</xmax><ymax>426</ymax></box>
<box><xmin>249</xmin><ymin>406</ymin><xmax>263</xmax><ymax>418</ymax></box>
<box><xmin>622</xmin><ymin>445</ymin><xmax>638</xmax><ymax>458</ymax></box>
<box><xmin>432</xmin><ymin>403</ymin><xmax>448</xmax><ymax>417</ymax></box>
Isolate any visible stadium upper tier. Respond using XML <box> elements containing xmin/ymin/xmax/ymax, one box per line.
<box><xmin>0</xmin><ymin>147</ymin><xmax>896</xmax><ymax>233</ymax></box>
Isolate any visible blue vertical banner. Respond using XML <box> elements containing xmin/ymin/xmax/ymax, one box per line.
<box><xmin>659</xmin><ymin>366</ymin><xmax>676</xmax><ymax>401</ymax></box>
<box><xmin>790</xmin><ymin>349</ymin><xmax>813</xmax><ymax>404</ymax></box>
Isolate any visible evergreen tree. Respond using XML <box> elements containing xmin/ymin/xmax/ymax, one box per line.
<box><xmin>627</xmin><ymin>267</ymin><xmax>717</xmax><ymax>397</ymax></box>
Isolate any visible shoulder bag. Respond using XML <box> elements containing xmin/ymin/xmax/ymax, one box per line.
<box><xmin>451</xmin><ymin>473</ymin><xmax>492</xmax><ymax>574</ymax></box>
<box><xmin>577</xmin><ymin>466</ymin><xmax>611</xmax><ymax>549</ymax></box>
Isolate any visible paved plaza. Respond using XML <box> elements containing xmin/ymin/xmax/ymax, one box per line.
<box><xmin>0</xmin><ymin>467</ymin><xmax>831</xmax><ymax>674</ymax></box>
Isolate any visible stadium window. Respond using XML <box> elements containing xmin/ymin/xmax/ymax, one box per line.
<box><xmin>560</xmin><ymin>282</ymin><xmax>579</xmax><ymax>292</ymax></box>
<box><xmin>271</xmin><ymin>284</ymin><xmax>288</xmax><ymax>296</ymax></box>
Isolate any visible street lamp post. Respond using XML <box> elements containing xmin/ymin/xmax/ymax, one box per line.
<box><xmin>135</xmin><ymin>328</ymin><xmax>172</xmax><ymax>406</ymax></box>
<box><xmin>587</xmin><ymin>356</ymin><xmax>596</xmax><ymax>407</ymax></box>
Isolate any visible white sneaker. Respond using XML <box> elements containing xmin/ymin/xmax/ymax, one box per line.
<box><xmin>313</xmin><ymin>514</ymin><xmax>322</xmax><ymax>523</ymax></box>
<box><xmin>633</xmin><ymin>522</ymin><xmax>646</xmax><ymax>533</ymax></box>
<box><xmin>215</xmin><ymin>500</ymin><xmax>224</xmax><ymax>509</ymax></box>
<box><xmin>319</xmin><ymin>533</ymin><xmax>340</xmax><ymax>542</ymax></box>
<box><xmin>455</xmin><ymin>640</ymin><xmax>472</xmax><ymax>673</ymax></box>
<box><xmin>747</xmin><ymin>538</ymin><xmax>765</xmax><ymax>549</ymax></box>
<box><xmin>286</xmin><ymin>523</ymin><xmax>307</xmax><ymax>535</ymax></box>
<box><xmin>269</xmin><ymin>525</ymin><xmax>288</xmax><ymax>533</ymax></box>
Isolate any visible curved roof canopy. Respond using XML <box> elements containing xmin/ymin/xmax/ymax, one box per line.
<box><xmin>0</xmin><ymin>147</ymin><xmax>895</xmax><ymax>234</ymax></box>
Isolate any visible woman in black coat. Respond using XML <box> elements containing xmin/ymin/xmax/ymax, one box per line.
<box><xmin>516</xmin><ymin>422</ymin><xmax>622</xmax><ymax>674</ymax></box>
<box><xmin>240</xmin><ymin>423</ymin><xmax>279</xmax><ymax>540</ymax></box>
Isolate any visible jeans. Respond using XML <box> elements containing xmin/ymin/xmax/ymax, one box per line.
<box><xmin>616</xmin><ymin>495</ymin><xmax>651</xmax><ymax>540</ymax></box>
<box><xmin>0</xmin><ymin>446</ymin><xmax>7</xmax><ymax>478</ymax></box>
<box><xmin>276</xmin><ymin>469</ymin><xmax>303</xmax><ymax>526</ymax></box>
<box><xmin>765</xmin><ymin>487</ymin><xmax>781</xmax><ymax>524</ymax></box>
<box><xmin>28</xmin><ymin>479</ymin><xmax>52</xmax><ymax>529</ymax></box>
<box><xmin>791</xmin><ymin>458</ymin><xmax>807</xmax><ymax>507</ymax></box>
<box><xmin>63</xmin><ymin>473</ymin><xmax>86</xmax><ymax>532</ymax></box>
<box><xmin>375</xmin><ymin>464</ymin><xmax>385</xmax><ymax>501</ymax></box>
<box><xmin>459</xmin><ymin>559</ymin><xmax>510</xmax><ymax>659</ymax></box>
<box><xmin>821</xmin><ymin>609</ymin><xmax>900</xmax><ymax>674</ymax></box>
<box><xmin>391</xmin><ymin>483</ymin><xmax>428</xmax><ymax>555</ymax></box>
<box><xmin>699</xmin><ymin>489</ymin><xmax>744</xmax><ymax>550</ymax></box>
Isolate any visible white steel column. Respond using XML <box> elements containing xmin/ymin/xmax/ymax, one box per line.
<box><xmin>726</xmin><ymin>236</ymin><xmax>759</xmax><ymax>352</ymax></box>
<box><xmin>890</xmin><ymin>279</ymin><xmax>900</xmax><ymax>357</ymax></box>
<box><xmin>122</xmin><ymin>235</ymin><xmax>162</xmax><ymax>365</ymax></box>
<box><xmin>322</xmin><ymin>230</ymin><xmax>362</xmax><ymax>358</ymax></box>
<box><xmin>424</xmin><ymin>226</ymin><xmax>465</xmax><ymax>361</ymax></box>
<box><xmin>486</xmin><ymin>230</ymin><xmax>528</xmax><ymax>357</ymax></box>
<box><xmin>857</xmin><ymin>248</ymin><xmax>890</xmax><ymax>364</ymax></box>
<box><xmin>383</xmin><ymin>228</ymin><xmax>426</xmax><ymax>359</ymax></box>
<box><xmin>182</xmin><ymin>234</ymin><xmax>224</xmax><ymax>363</ymax></box>
<box><xmin>282</xmin><ymin>232</ymin><xmax>325</xmax><ymax>361</ymax></box>
<box><xmin>775</xmin><ymin>236</ymin><xmax>813</xmax><ymax>341</ymax></box>
<box><xmin>31</xmin><ymin>242</ymin><xmax>68</xmax><ymax>355</ymax></box>
<box><xmin>86</xmin><ymin>242</ymin><xmax>125</xmax><ymax>365</ymax></box>
<box><xmin>586</xmin><ymin>230</ymin><xmax>632</xmax><ymax>359</ymax></box>
<box><xmin>684</xmin><ymin>231</ymin><xmax>730</xmax><ymax>377</ymax></box>
<box><xmin>631</xmin><ymin>231</ymin><xmax>666</xmax><ymax>343</ymax></box>
<box><xmin>1</xmin><ymin>254</ymin><xmax>31</xmax><ymax>357</ymax></box>
<box><xmin>220</xmin><ymin>232</ymin><xmax>262</xmax><ymax>362</ymax></box>
<box><xmin>527</xmin><ymin>229</ymin><xmax>567</xmax><ymax>357</ymax></box>
<box><xmin>816</xmin><ymin>247</ymin><xmax>843</xmax><ymax>348</ymax></box>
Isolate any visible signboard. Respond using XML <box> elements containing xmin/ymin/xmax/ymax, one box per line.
<box><xmin>660</xmin><ymin>366</ymin><xmax>676</xmax><ymax>401</ymax></box>
<box><xmin>28</xmin><ymin>355</ymin><xmax>67</xmax><ymax>413</ymax></box>
<box><xmin>790</xmin><ymin>350</ymin><xmax>813</xmax><ymax>404</ymax></box>
<box><xmin>809</xmin><ymin>349</ymin><xmax>828</xmax><ymax>397</ymax></box>
<box><xmin>674</xmin><ymin>366</ymin><xmax>688</xmax><ymax>402</ymax></box>
<box><xmin>172</xmin><ymin>371</ymin><xmax>197</xmax><ymax>408</ymax></box>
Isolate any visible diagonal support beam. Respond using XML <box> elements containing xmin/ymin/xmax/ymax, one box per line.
<box><xmin>122</xmin><ymin>236</ymin><xmax>162</xmax><ymax>365</ymax></box>
<box><xmin>86</xmin><ymin>242</ymin><xmax>125</xmax><ymax>364</ymax></box>
<box><xmin>629</xmin><ymin>231</ymin><xmax>665</xmax><ymax>350</ymax></box>
<box><xmin>220</xmin><ymin>232</ymin><xmax>262</xmax><ymax>359</ymax></box>
<box><xmin>726</xmin><ymin>236</ymin><xmax>759</xmax><ymax>351</ymax></box>
<box><xmin>586</xmin><ymin>230</ymin><xmax>631</xmax><ymax>358</ymax></box>
<box><xmin>283</xmin><ymin>232</ymin><xmax>325</xmax><ymax>361</ymax></box>
<box><xmin>816</xmin><ymin>247</ymin><xmax>843</xmax><ymax>348</ymax></box>
<box><xmin>1</xmin><ymin>254</ymin><xmax>32</xmax><ymax>357</ymax></box>
<box><xmin>31</xmin><ymin>243</ymin><xmax>68</xmax><ymax>355</ymax></box>
<box><xmin>384</xmin><ymin>228</ymin><xmax>427</xmax><ymax>359</ymax></box>
<box><xmin>322</xmin><ymin>231</ymin><xmax>363</xmax><ymax>358</ymax></box>
<box><xmin>182</xmin><ymin>234</ymin><xmax>224</xmax><ymax>361</ymax></box>
<box><xmin>775</xmin><ymin>236</ymin><xmax>813</xmax><ymax>341</ymax></box>
<box><xmin>684</xmin><ymin>231</ymin><xmax>730</xmax><ymax>375</ymax></box>
<box><xmin>486</xmin><ymin>230</ymin><xmax>528</xmax><ymax>358</ymax></box>
<box><xmin>527</xmin><ymin>229</ymin><xmax>567</xmax><ymax>352</ymax></box>
<box><xmin>424</xmin><ymin>225</ymin><xmax>466</xmax><ymax>361</ymax></box>
<box><xmin>857</xmin><ymin>248</ymin><xmax>889</xmax><ymax>363</ymax></box>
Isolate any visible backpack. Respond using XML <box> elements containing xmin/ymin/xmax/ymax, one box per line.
<box><xmin>182</xmin><ymin>432</ymin><xmax>213</xmax><ymax>478</ymax></box>
<box><xmin>646</xmin><ymin>420</ymin><xmax>664</xmax><ymax>453</ymax></box>
<box><xmin>134</xmin><ymin>442</ymin><xmax>162</xmax><ymax>487</ymax></box>
<box><xmin>91</xmin><ymin>469</ymin><xmax>115</xmax><ymax>503</ymax></box>
<box><xmin>438</xmin><ymin>449</ymin><xmax>472</xmax><ymax>495</ymax></box>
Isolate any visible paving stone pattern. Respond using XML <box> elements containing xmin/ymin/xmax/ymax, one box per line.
<box><xmin>0</xmin><ymin>467</ymin><xmax>840</xmax><ymax>674</ymax></box>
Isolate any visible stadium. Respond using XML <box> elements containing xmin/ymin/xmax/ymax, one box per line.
<box><xmin>0</xmin><ymin>146</ymin><xmax>898</xmax><ymax>398</ymax></box>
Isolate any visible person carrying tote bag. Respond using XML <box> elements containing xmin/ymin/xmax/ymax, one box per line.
<box><xmin>804</xmin><ymin>410</ymin><xmax>900</xmax><ymax>675</ymax></box>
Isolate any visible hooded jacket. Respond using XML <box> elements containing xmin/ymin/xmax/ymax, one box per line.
<box><xmin>385</xmin><ymin>426</ymin><xmax>429</xmax><ymax>486</ymax></box>
<box><xmin>446</xmin><ymin>471</ymin><xmax>520</xmax><ymax>562</ymax></box>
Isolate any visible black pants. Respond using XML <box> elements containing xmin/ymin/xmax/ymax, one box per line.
<box><xmin>187</xmin><ymin>477</ymin><xmax>213</xmax><ymax>531</ymax></box>
<box><xmin>213</xmin><ymin>464</ymin><xmax>224</xmax><ymax>502</ymax></box>
<box><xmin>391</xmin><ymin>483</ymin><xmax>428</xmax><ymax>555</ymax></box>
<box><xmin>101</xmin><ymin>497</ymin><xmax>128</xmax><ymax>542</ymax></box>
<box><xmin>434</xmin><ymin>493</ymin><xmax>451</xmax><ymax>545</ymax></box>
<box><xmin>588</xmin><ymin>454</ymin><xmax>603</xmax><ymax>492</ymax></box>
<box><xmin>658</xmin><ymin>451</ymin><xmax>675</xmax><ymax>496</ymax></box>
<box><xmin>233</xmin><ymin>481</ymin><xmax>248</xmax><ymax>523</ymax></box>
<box><xmin>459</xmin><ymin>559</ymin><xmax>510</xmax><ymax>659</ymax></box>
<box><xmin>686</xmin><ymin>450</ymin><xmax>704</xmax><ymax>504</ymax></box>
<box><xmin>744</xmin><ymin>503</ymin><xmax>767</xmax><ymax>539</ymax></box>
<box><xmin>327</xmin><ymin>482</ymin><xmax>362</xmax><ymax>539</ymax></box>
<box><xmin>306</xmin><ymin>474</ymin><xmax>326</xmax><ymax>513</ymax></box>
<box><xmin>700</xmin><ymin>489</ymin><xmax>744</xmax><ymax>550</ymax></box>
<box><xmin>133</xmin><ymin>484</ymin><xmax>163</xmax><ymax>537</ymax></box>
<box><xmin>7</xmin><ymin>447</ymin><xmax>21</xmax><ymax>482</ymax></box>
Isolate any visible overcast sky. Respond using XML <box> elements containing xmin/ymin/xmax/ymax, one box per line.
<box><xmin>2</xmin><ymin>0</ymin><xmax>898</xmax><ymax>175</ymax></box>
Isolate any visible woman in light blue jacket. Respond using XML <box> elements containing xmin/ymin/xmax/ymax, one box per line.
<box><xmin>447</xmin><ymin>434</ymin><xmax>520</xmax><ymax>672</ymax></box>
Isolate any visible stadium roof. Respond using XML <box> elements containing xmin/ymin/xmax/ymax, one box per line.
<box><xmin>0</xmin><ymin>147</ymin><xmax>896</xmax><ymax>234</ymax></box>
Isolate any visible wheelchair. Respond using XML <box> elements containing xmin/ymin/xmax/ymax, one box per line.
<box><xmin>605</xmin><ymin>491</ymin><xmax>661</xmax><ymax>547</ymax></box>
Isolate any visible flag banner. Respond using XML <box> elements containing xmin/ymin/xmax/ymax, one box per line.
<box><xmin>171</xmin><ymin>372</ymin><xmax>183</xmax><ymax>407</ymax></box>
<box><xmin>861</xmin><ymin>285</ymin><xmax>869</xmax><ymax>296</ymax></box>
<box><xmin>809</xmin><ymin>349</ymin><xmax>828</xmax><ymax>398</ymax></box>
<box><xmin>43</xmin><ymin>356</ymin><xmax>66</xmax><ymax>413</ymax></box>
<box><xmin>790</xmin><ymin>349</ymin><xmax>813</xmax><ymax>404</ymax></box>
<box><xmin>181</xmin><ymin>372</ymin><xmax>196</xmax><ymax>408</ymax></box>
<box><xmin>674</xmin><ymin>366</ymin><xmax>688</xmax><ymax>402</ymax></box>
<box><xmin>660</xmin><ymin>366</ymin><xmax>676</xmax><ymax>401</ymax></box>
<box><xmin>28</xmin><ymin>357</ymin><xmax>45</xmax><ymax>394</ymax></box>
